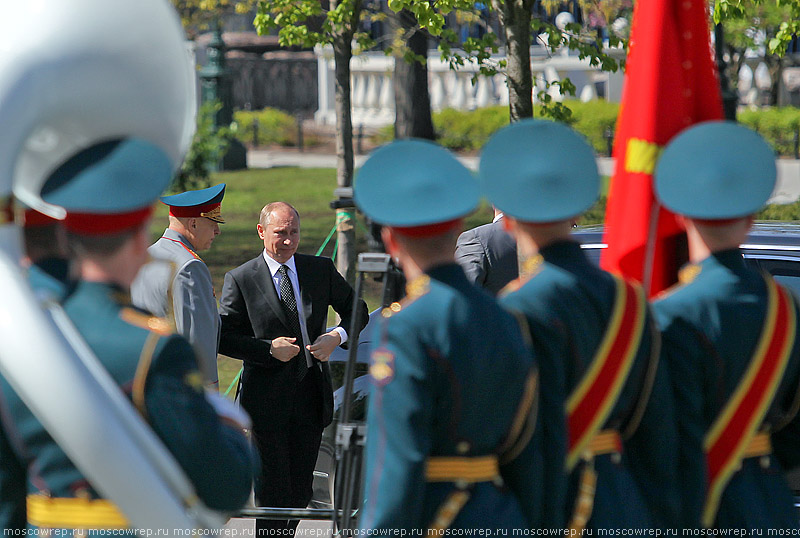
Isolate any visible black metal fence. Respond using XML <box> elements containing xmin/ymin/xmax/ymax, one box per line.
<box><xmin>229</xmin><ymin>52</ymin><xmax>318</xmax><ymax>114</ymax></box>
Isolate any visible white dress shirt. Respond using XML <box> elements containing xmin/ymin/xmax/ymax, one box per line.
<box><xmin>262</xmin><ymin>251</ymin><xmax>348</xmax><ymax>359</ymax></box>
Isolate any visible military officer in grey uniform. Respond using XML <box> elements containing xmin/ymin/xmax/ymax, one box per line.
<box><xmin>132</xmin><ymin>183</ymin><xmax>225</xmax><ymax>387</ymax></box>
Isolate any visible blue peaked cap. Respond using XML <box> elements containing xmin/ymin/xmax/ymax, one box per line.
<box><xmin>159</xmin><ymin>183</ymin><xmax>226</xmax><ymax>208</ymax></box>
<box><xmin>354</xmin><ymin>139</ymin><xmax>479</xmax><ymax>227</ymax></box>
<box><xmin>40</xmin><ymin>138</ymin><xmax>172</xmax><ymax>213</ymax></box>
<box><xmin>479</xmin><ymin>120</ymin><xmax>600</xmax><ymax>222</ymax></box>
<box><xmin>655</xmin><ymin>121</ymin><xmax>776</xmax><ymax>219</ymax></box>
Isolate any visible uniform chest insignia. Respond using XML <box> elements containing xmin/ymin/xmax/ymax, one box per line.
<box><xmin>370</xmin><ymin>347</ymin><xmax>395</xmax><ymax>386</ymax></box>
<box><xmin>381</xmin><ymin>302</ymin><xmax>403</xmax><ymax>319</ymax></box>
<box><xmin>679</xmin><ymin>264</ymin><xmax>702</xmax><ymax>284</ymax></box>
<box><xmin>119</xmin><ymin>308</ymin><xmax>173</xmax><ymax>336</ymax></box>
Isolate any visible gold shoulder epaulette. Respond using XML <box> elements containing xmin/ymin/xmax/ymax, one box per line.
<box><xmin>119</xmin><ymin>308</ymin><xmax>173</xmax><ymax>336</ymax></box>
<box><xmin>520</xmin><ymin>254</ymin><xmax>544</xmax><ymax>279</ymax></box>
<box><xmin>654</xmin><ymin>264</ymin><xmax>701</xmax><ymax>301</ymax></box>
<box><xmin>395</xmin><ymin>275</ymin><xmax>431</xmax><ymax>310</ymax></box>
<box><xmin>679</xmin><ymin>264</ymin><xmax>702</xmax><ymax>284</ymax></box>
<box><xmin>499</xmin><ymin>255</ymin><xmax>542</xmax><ymax>297</ymax></box>
<box><xmin>406</xmin><ymin>275</ymin><xmax>431</xmax><ymax>299</ymax></box>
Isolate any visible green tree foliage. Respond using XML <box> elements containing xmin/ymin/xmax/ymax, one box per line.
<box><xmin>249</xmin><ymin>0</ymin><xmax>371</xmax><ymax>281</ymax></box>
<box><xmin>170</xmin><ymin>0</ymin><xmax>253</xmax><ymax>38</ymax></box>
<box><xmin>714</xmin><ymin>0</ymin><xmax>796</xmax><ymax>104</ymax></box>
<box><xmin>385</xmin><ymin>0</ymin><xmax>625</xmax><ymax>122</ymax></box>
<box><xmin>715</xmin><ymin>0</ymin><xmax>800</xmax><ymax>56</ymax></box>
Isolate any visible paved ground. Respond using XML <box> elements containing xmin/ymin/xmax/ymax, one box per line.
<box><xmin>223</xmin><ymin>517</ymin><xmax>335</xmax><ymax>537</ymax></box>
<box><xmin>247</xmin><ymin>149</ymin><xmax>800</xmax><ymax>205</ymax></box>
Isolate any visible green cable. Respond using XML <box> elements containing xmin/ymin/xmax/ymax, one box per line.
<box><xmin>223</xmin><ymin>367</ymin><xmax>243</xmax><ymax>397</ymax></box>
<box><xmin>315</xmin><ymin>210</ymin><xmax>357</xmax><ymax>257</ymax></box>
<box><xmin>331</xmin><ymin>235</ymin><xmax>339</xmax><ymax>263</ymax></box>
<box><xmin>315</xmin><ymin>223</ymin><xmax>338</xmax><ymax>256</ymax></box>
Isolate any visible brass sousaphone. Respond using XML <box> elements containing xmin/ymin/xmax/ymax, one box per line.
<box><xmin>0</xmin><ymin>0</ymin><xmax>225</xmax><ymax>531</ymax></box>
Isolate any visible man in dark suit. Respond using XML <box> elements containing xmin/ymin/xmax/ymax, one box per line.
<box><xmin>218</xmin><ymin>201</ymin><xmax>368</xmax><ymax>535</ymax></box>
<box><xmin>454</xmin><ymin>207</ymin><xmax>518</xmax><ymax>295</ymax></box>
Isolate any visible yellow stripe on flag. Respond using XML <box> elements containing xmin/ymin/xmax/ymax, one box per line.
<box><xmin>624</xmin><ymin>138</ymin><xmax>662</xmax><ymax>175</ymax></box>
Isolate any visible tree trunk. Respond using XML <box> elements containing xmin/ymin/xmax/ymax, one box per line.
<box><xmin>332</xmin><ymin>34</ymin><xmax>357</xmax><ymax>284</ymax></box>
<box><xmin>393</xmin><ymin>9</ymin><xmax>435</xmax><ymax>140</ymax></box>
<box><xmin>494</xmin><ymin>0</ymin><xmax>534</xmax><ymax>121</ymax></box>
<box><xmin>767</xmin><ymin>55</ymin><xmax>783</xmax><ymax>106</ymax></box>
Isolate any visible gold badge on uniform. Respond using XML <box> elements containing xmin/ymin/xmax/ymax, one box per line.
<box><xmin>679</xmin><ymin>264</ymin><xmax>702</xmax><ymax>284</ymax></box>
<box><xmin>370</xmin><ymin>347</ymin><xmax>395</xmax><ymax>387</ymax></box>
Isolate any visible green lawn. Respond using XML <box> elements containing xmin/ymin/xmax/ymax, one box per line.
<box><xmin>149</xmin><ymin>167</ymin><xmax>493</xmax><ymax>394</ymax></box>
<box><xmin>151</xmin><ymin>166</ymin><xmax>798</xmax><ymax>394</ymax></box>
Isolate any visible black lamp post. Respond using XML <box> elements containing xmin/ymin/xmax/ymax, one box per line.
<box><xmin>199</xmin><ymin>22</ymin><xmax>247</xmax><ymax>171</ymax></box>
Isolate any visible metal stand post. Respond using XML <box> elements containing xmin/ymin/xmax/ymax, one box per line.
<box><xmin>334</xmin><ymin>253</ymin><xmax>398</xmax><ymax>533</ymax></box>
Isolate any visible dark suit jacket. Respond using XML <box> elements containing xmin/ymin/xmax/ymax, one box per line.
<box><xmin>455</xmin><ymin>219</ymin><xmax>518</xmax><ymax>295</ymax></box>
<box><xmin>218</xmin><ymin>253</ymin><xmax>368</xmax><ymax>427</ymax></box>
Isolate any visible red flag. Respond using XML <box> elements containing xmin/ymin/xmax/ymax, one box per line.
<box><xmin>600</xmin><ymin>0</ymin><xmax>723</xmax><ymax>297</ymax></box>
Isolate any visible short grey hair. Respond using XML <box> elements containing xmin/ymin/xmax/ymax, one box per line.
<box><xmin>259</xmin><ymin>202</ymin><xmax>300</xmax><ymax>227</ymax></box>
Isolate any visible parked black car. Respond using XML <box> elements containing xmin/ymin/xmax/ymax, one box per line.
<box><xmin>312</xmin><ymin>222</ymin><xmax>800</xmax><ymax>508</ymax></box>
<box><xmin>573</xmin><ymin>223</ymin><xmax>800</xmax><ymax>297</ymax></box>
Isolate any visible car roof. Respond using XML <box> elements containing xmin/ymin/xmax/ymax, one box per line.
<box><xmin>573</xmin><ymin>222</ymin><xmax>800</xmax><ymax>250</ymax></box>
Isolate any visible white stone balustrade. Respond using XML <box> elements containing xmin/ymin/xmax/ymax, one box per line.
<box><xmin>314</xmin><ymin>45</ymin><xmax>625</xmax><ymax>127</ymax></box>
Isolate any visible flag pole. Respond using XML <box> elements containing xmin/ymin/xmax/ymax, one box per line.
<box><xmin>642</xmin><ymin>199</ymin><xmax>662</xmax><ymax>296</ymax></box>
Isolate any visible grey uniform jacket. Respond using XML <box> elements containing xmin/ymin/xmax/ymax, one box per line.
<box><xmin>455</xmin><ymin>218</ymin><xmax>518</xmax><ymax>295</ymax></box>
<box><xmin>132</xmin><ymin>228</ymin><xmax>220</xmax><ymax>385</ymax></box>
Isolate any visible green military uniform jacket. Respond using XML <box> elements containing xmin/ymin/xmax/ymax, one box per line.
<box><xmin>0</xmin><ymin>258</ymin><xmax>72</xmax><ymax>530</ymax></box>
<box><xmin>500</xmin><ymin>240</ymin><xmax>680</xmax><ymax>530</ymax></box>
<box><xmin>0</xmin><ymin>280</ymin><xmax>255</xmax><ymax>531</ymax></box>
<box><xmin>359</xmin><ymin>263</ymin><xmax>543</xmax><ymax>532</ymax></box>
<box><xmin>654</xmin><ymin>249</ymin><xmax>800</xmax><ymax>530</ymax></box>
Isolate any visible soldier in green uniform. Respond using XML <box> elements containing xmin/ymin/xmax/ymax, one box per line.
<box><xmin>481</xmin><ymin>120</ymin><xmax>679</xmax><ymax>531</ymax></box>
<box><xmin>0</xmin><ymin>138</ymin><xmax>256</xmax><ymax>532</ymax></box>
<box><xmin>652</xmin><ymin>121</ymin><xmax>800</xmax><ymax>530</ymax></box>
<box><xmin>354</xmin><ymin>139</ymin><xmax>543</xmax><ymax>532</ymax></box>
<box><xmin>0</xmin><ymin>208</ymin><xmax>75</xmax><ymax>530</ymax></box>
